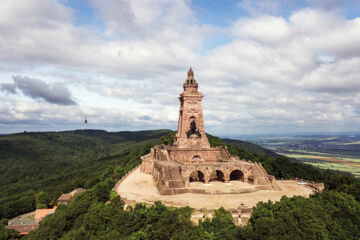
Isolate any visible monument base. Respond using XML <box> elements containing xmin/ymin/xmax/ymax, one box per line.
<box><xmin>140</xmin><ymin>144</ymin><xmax>279</xmax><ymax>195</ymax></box>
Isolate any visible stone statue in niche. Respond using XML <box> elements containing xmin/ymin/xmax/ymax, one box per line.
<box><xmin>190</xmin><ymin>120</ymin><xmax>196</xmax><ymax>131</ymax></box>
<box><xmin>187</xmin><ymin>119</ymin><xmax>201</xmax><ymax>138</ymax></box>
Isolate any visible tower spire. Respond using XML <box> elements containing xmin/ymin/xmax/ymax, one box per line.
<box><xmin>188</xmin><ymin>67</ymin><xmax>194</xmax><ymax>77</ymax></box>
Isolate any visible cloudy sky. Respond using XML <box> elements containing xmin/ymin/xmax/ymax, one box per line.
<box><xmin>1</xmin><ymin>0</ymin><xmax>360</xmax><ymax>136</ymax></box>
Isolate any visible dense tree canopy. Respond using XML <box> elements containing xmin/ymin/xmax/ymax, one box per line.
<box><xmin>0</xmin><ymin>130</ymin><xmax>167</xmax><ymax>220</ymax></box>
<box><xmin>238</xmin><ymin>191</ymin><xmax>360</xmax><ymax>240</ymax></box>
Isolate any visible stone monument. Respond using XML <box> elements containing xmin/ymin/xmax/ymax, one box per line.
<box><xmin>140</xmin><ymin>68</ymin><xmax>278</xmax><ymax>195</ymax></box>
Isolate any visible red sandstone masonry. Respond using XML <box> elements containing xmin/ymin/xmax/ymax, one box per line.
<box><xmin>139</xmin><ymin>69</ymin><xmax>278</xmax><ymax>195</ymax></box>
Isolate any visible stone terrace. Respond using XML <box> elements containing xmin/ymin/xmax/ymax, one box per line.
<box><xmin>116</xmin><ymin>167</ymin><xmax>313</xmax><ymax>210</ymax></box>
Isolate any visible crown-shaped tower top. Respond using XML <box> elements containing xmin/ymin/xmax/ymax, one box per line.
<box><xmin>188</xmin><ymin>67</ymin><xmax>194</xmax><ymax>77</ymax></box>
<box><xmin>183</xmin><ymin>67</ymin><xmax>198</xmax><ymax>92</ymax></box>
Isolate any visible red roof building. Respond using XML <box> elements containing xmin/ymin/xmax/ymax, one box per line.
<box><xmin>35</xmin><ymin>206</ymin><xmax>57</xmax><ymax>223</ymax></box>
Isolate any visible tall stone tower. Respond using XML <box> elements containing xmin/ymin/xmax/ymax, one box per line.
<box><xmin>173</xmin><ymin>68</ymin><xmax>210</xmax><ymax>148</ymax></box>
<box><xmin>140</xmin><ymin>68</ymin><xmax>277</xmax><ymax>194</ymax></box>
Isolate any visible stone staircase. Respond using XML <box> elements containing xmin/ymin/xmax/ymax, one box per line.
<box><xmin>157</xmin><ymin>165</ymin><xmax>187</xmax><ymax>195</ymax></box>
<box><xmin>253</xmin><ymin>162</ymin><xmax>281</xmax><ymax>190</ymax></box>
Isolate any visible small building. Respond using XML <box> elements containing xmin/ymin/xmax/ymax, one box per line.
<box><xmin>6</xmin><ymin>223</ymin><xmax>39</xmax><ymax>236</ymax></box>
<box><xmin>7</xmin><ymin>188</ymin><xmax>86</xmax><ymax>236</ymax></box>
<box><xmin>57</xmin><ymin>193</ymin><xmax>72</xmax><ymax>205</ymax></box>
<box><xmin>57</xmin><ymin>188</ymin><xmax>86</xmax><ymax>205</ymax></box>
<box><xmin>35</xmin><ymin>206</ymin><xmax>57</xmax><ymax>223</ymax></box>
<box><xmin>6</xmin><ymin>207</ymin><xmax>57</xmax><ymax>235</ymax></box>
<box><xmin>69</xmin><ymin>188</ymin><xmax>86</xmax><ymax>196</ymax></box>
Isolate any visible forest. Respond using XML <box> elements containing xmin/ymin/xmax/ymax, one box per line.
<box><xmin>1</xmin><ymin>130</ymin><xmax>360</xmax><ymax>239</ymax></box>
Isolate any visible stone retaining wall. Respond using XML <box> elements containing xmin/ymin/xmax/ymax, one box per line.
<box><xmin>190</xmin><ymin>207</ymin><xmax>253</xmax><ymax>226</ymax></box>
<box><xmin>113</xmin><ymin>164</ymin><xmax>142</xmax><ymax>191</ymax></box>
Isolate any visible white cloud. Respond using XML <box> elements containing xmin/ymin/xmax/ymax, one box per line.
<box><xmin>231</xmin><ymin>15</ymin><xmax>290</xmax><ymax>44</ymax></box>
<box><xmin>305</xmin><ymin>0</ymin><xmax>358</xmax><ymax>10</ymax></box>
<box><xmin>0</xmin><ymin>0</ymin><xmax>72</xmax><ymax>31</ymax></box>
<box><xmin>195</xmin><ymin>8</ymin><xmax>360</xmax><ymax>134</ymax></box>
<box><xmin>91</xmin><ymin>0</ymin><xmax>195</xmax><ymax>39</ymax></box>
<box><xmin>0</xmin><ymin>1</ymin><xmax>360</xmax><ymax>134</ymax></box>
<box><xmin>0</xmin><ymin>0</ymin><xmax>209</xmax><ymax>78</ymax></box>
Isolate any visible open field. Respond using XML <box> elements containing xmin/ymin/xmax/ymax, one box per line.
<box><xmin>284</xmin><ymin>154</ymin><xmax>360</xmax><ymax>166</ymax></box>
<box><xmin>344</xmin><ymin>141</ymin><xmax>360</xmax><ymax>145</ymax></box>
<box><xmin>284</xmin><ymin>154</ymin><xmax>360</xmax><ymax>177</ymax></box>
<box><xmin>245</xmin><ymin>134</ymin><xmax>360</xmax><ymax>177</ymax></box>
<box><xmin>303</xmin><ymin>161</ymin><xmax>360</xmax><ymax>177</ymax></box>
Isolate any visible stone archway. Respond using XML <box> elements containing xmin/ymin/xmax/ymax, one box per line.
<box><xmin>209</xmin><ymin>170</ymin><xmax>225</xmax><ymax>182</ymax></box>
<box><xmin>189</xmin><ymin>170</ymin><xmax>205</xmax><ymax>183</ymax></box>
<box><xmin>189</xmin><ymin>116</ymin><xmax>197</xmax><ymax>121</ymax></box>
<box><xmin>230</xmin><ymin>169</ymin><xmax>244</xmax><ymax>181</ymax></box>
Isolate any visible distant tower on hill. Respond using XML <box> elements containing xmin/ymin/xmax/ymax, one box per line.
<box><xmin>84</xmin><ymin>118</ymin><xmax>88</xmax><ymax>129</ymax></box>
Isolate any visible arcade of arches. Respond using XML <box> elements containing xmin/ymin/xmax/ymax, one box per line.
<box><xmin>189</xmin><ymin>170</ymin><xmax>205</xmax><ymax>183</ymax></box>
<box><xmin>230</xmin><ymin>170</ymin><xmax>244</xmax><ymax>181</ymax></box>
<box><xmin>188</xmin><ymin>169</ymin><xmax>246</xmax><ymax>184</ymax></box>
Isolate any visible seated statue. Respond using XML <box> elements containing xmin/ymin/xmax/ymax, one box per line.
<box><xmin>187</xmin><ymin>120</ymin><xmax>201</xmax><ymax>138</ymax></box>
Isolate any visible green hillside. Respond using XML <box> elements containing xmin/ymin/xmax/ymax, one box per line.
<box><xmin>0</xmin><ymin>130</ymin><xmax>359</xmax><ymax>240</ymax></box>
<box><xmin>0</xmin><ymin>129</ymin><xmax>169</xmax><ymax>219</ymax></box>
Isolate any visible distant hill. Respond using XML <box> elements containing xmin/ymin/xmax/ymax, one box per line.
<box><xmin>222</xmin><ymin>138</ymin><xmax>281</xmax><ymax>158</ymax></box>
